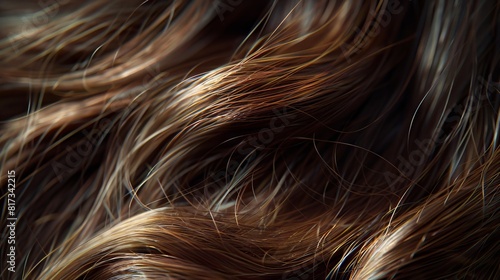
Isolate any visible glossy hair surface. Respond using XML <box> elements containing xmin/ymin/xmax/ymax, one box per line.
<box><xmin>1</xmin><ymin>0</ymin><xmax>499</xmax><ymax>279</ymax></box>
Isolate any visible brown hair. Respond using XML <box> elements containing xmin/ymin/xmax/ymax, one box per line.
<box><xmin>1</xmin><ymin>0</ymin><xmax>499</xmax><ymax>279</ymax></box>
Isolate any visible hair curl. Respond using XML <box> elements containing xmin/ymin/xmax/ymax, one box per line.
<box><xmin>1</xmin><ymin>0</ymin><xmax>499</xmax><ymax>279</ymax></box>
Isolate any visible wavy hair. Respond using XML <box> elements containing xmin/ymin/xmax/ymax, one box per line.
<box><xmin>1</xmin><ymin>0</ymin><xmax>499</xmax><ymax>279</ymax></box>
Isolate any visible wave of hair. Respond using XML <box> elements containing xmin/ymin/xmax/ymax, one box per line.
<box><xmin>1</xmin><ymin>0</ymin><xmax>499</xmax><ymax>279</ymax></box>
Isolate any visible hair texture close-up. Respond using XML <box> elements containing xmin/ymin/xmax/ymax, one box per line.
<box><xmin>0</xmin><ymin>0</ymin><xmax>499</xmax><ymax>279</ymax></box>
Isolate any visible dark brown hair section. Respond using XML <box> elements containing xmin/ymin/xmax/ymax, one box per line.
<box><xmin>1</xmin><ymin>0</ymin><xmax>499</xmax><ymax>279</ymax></box>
